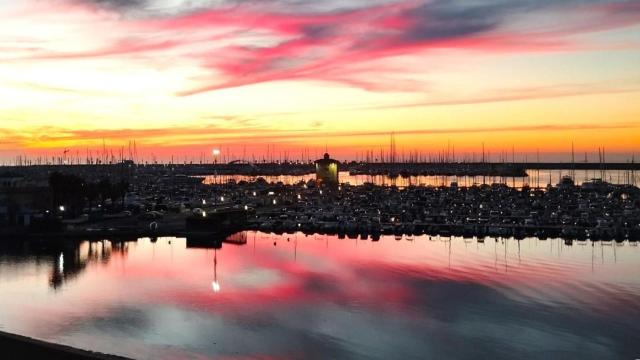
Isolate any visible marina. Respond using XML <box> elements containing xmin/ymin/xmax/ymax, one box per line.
<box><xmin>2</xmin><ymin>163</ymin><xmax>639</xmax><ymax>242</ymax></box>
<box><xmin>3</xmin><ymin>1</ymin><xmax>640</xmax><ymax>358</ymax></box>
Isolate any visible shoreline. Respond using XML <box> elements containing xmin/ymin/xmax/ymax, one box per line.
<box><xmin>0</xmin><ymin>330</ymin><xmax>131</xmax><ymax>360</ymax></box>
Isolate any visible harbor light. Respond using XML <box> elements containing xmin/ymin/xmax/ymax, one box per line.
<box><xmin>212</xmin><ymin>281</ymin><xmax>220</xmax><ymax>293</ymax></box>
<box><xmin>58</xmin><ymin>205</ymin><xmax>65</xmax><ymax>212</ymax></box>
<box><xmin>212</xmin><ymin>149</ymin><xmax>221</xmax><ymax>156</ymax></box>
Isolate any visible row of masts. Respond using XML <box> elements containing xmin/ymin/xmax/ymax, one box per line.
<box><xmin>5</xmin><ymin>140</ymin><xmax>142</xmax><ymax>166</ymax></box>
<box><xmin>3</xmin><ymin>148</ymin><xmax>630</xmax><ymax>166</ymax></box>
<box><xmin>0</xmin><ymin>138</ymin><xmax>635</xmax><ymax>168</ymax></box>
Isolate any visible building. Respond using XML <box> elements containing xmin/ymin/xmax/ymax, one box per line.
<box><xmin>0</xmin><ymin>173</ymin><xmax>50</xmax><ymax>227</ymax></box>
<box><xmin>315</xmin><ymin>153</ymin><xmax>339</xmax><ymax>187</ymax></box>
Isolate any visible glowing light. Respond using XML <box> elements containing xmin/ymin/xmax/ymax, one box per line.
<box><xmin>58</xmin><ymin>205</ymin><xmax>65</xmax><ymax>212</ymax></box>
<box><xmin>202</xmin><ymin>211</ymin><xmax>207</xmax><ymax>217</ymax></box>
<box><xmin>244</xmin><ymin>205</ymin><xmax>249</xmax><ymax>210</ymax></box>
<box><xmin>220</xmin><ymin>196</ymin><xmax>225</xmax><ymax>202</ymax></box>
<box><xmin>252</xmin><ymin>192</ymin><xmax>257</xmax><ymax>196</ymax></box>
<box><xmin>58</xmin><ymin>253</ymin><xmax>64</xmax><ymax>274</ymax></box>
<box><xmin>202</xmin><ymin>199</ymin><xmax>206</xmax><ymax>205</ymax></box>
<box><xmin>212</xmin><ymin>281</ymin><xmax>220</xmax><ymax>293</ymax></box>
<box><xmin>273</xmin><ymin>199</ymin><xmax>277</xmax><ymax>205</ymax></box>
<box><xmin>212</xmin><ymin>149</ymin><xmax>221</xmax><ymax>156</ymax></box>
<box><xmin>297</xmin><ymin>194</ymin><xmax>302</xmax><ymax>200</ymax></box>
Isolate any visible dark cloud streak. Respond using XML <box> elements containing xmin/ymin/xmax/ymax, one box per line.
<box><xmin>28</xmin><ymin>0</ymin><xmax>640</xmax><ymax>95</ymax></box>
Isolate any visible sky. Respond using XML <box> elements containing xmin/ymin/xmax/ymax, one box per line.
<box><xmin>0</xmin><ymin>0</ymin><xmax>639</xmax><ymax>163</ymax></box>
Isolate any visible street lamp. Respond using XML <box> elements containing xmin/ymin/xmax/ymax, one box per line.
<box><xmin>212</xmin><ymin>148</ymin><xmax>221</xmax><ymax>164</ymax></box>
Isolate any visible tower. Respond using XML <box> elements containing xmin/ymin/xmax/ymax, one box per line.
<box><xmin>314</xmin><ymin>153</ymin><xmax>339</xmax><ymax>187</ymax></box>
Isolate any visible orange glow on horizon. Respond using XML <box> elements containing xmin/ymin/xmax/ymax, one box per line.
<box><xmin>1</xmin><ymin>1</ymin><xmax>639</xmax><ymax>163</ymax></box>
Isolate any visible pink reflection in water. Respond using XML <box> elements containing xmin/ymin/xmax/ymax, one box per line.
<box><xmin>0</xmin><ymin>233</ymin><xmax>639</xmax><ymax>359</ymax></box>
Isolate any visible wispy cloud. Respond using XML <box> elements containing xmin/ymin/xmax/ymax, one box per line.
<box><xmin>2</xmin><ymin>0</ymin><xmax>640</xmax><ymax>160</ymax></box>
<box><xmin>7</xmin><ymin>0</ymin><xmax>640</xmax><ymax>94</ymax></box>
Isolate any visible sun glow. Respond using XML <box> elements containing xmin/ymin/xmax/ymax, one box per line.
<box><xmin>0</xmin><ymin>0</ymin><xmax>639</xmax><ymax>163</ymax></box>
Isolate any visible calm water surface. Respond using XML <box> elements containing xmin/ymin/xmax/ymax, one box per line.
<box><xmin>203</xmin><ymin>169</ymin><xmax>639</xmax><ymax>187</ymax></box>
<box><xmin>1</xmin><ymin>233</ymin><xmax>639</xmax><ymax>359</ymax></box>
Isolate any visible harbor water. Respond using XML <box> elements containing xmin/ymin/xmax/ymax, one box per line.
<box><xmin>202</xmin><ymin>169</ymin><xmax>639</xmax><ymax>188</ymax></box>
<box><xmin>1</xmin><ymin>233</ymin><xmax>639</xmax><ymax>359</ymax></box>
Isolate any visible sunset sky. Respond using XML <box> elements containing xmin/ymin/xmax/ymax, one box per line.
<box><xmin>1</xmin><ymin>0</ymin><xmax>639</xmax><ymax>163</ymax></box>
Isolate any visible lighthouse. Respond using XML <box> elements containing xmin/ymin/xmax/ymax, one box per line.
<box><xmin>314</xmin><ymin>153</ymin><xmax>339</xmax><ymax>187</ymax></box>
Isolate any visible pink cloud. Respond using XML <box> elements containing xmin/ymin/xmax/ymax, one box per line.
<box><xmin>5</xmin><ymin>0</ymin><xmax>640</xmax><ymax>95</ymax></box>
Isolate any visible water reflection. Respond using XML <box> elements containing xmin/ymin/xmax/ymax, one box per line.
<box><xmin>0</xmin><ymin>233</ymin><xmax>639</xmax><ymax>359</ymax></box>
<box><xmin>212</xmin><ymin>248</ymin><xmax>220</xmax><ymax>293</ymax></box>
<box><xmin>0</xmin><ymin>239</ymin><xmax>130</xmax><ymax>290</ymax></box>
<box><xmin>202</xmin><ymin>169</ymin><xmax>638</xmax><ymax>188</ymax></box>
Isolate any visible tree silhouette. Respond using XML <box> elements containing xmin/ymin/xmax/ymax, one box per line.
<box><xmin>49</xmin><ymin>173</ymin><xmax>129</xmax><ymax>217</ymax></box>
